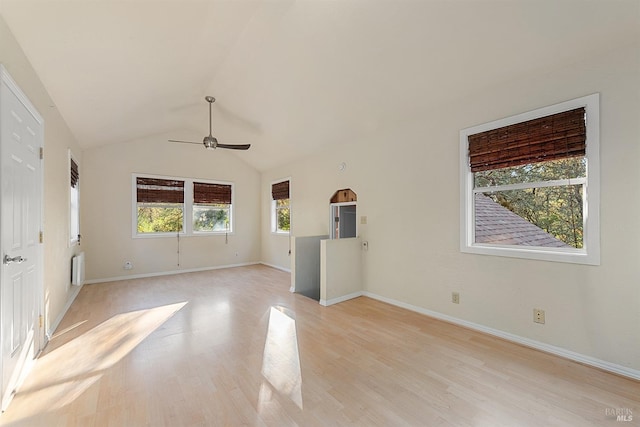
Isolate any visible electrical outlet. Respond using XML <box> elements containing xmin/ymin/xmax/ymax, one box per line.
<box><xmin>452</xmin><ymin>292</ymin><xmax>460</xmax><ymax>304</ymax></box>
<box><xmin>533</xmin><ymin>308</ymin><xmax>545</xmax><ymax>324</ymax></box>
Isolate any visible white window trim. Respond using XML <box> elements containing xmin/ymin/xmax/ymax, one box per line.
<box><xmin>69</xmin><ymin>149</ymin><xmax>80</xmax><ymax>247</ymax></box>
<box><xmin>459</xmin><ymin>93</ymin><xmax>600</xmax><ymax>265</ymax></box>
<box><xmin>270</xmin><ymin>177</ymin><xmax>291</xmax><ymax>235</ymax></box>
<box><xmin>132</xmin><ymin>173</ymin><xmax>235</xmax><ymax>238</ymax></box>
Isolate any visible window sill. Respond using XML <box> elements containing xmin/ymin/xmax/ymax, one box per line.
<box><xmin>133</xmin><ymin>231</ymin><xmax>235</xmax><ymax>239</ymax></box>
<box><xmin>461</xmin><ymin>243</ymin><xmax>599</xmax><ymax>265</ymax></box>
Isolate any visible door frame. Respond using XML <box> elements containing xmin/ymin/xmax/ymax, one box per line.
<box><xmin>329</xmin><ymin>202</ymin><xmax>357</xmax><ymax>240</ymax></box>
<box><xmin>0</xmin><ymin>65</ymin><xmax>45</xmax><ymax>407</ymax></box>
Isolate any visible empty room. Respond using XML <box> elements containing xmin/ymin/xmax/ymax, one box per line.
<box><xmin>0</xmin><ymin>0</ymin><xmax>638</xmax><ymax>425</ymax></box>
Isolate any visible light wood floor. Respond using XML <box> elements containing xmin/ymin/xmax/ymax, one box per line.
<box><xmin>0</xmin><ymin>265</ymin><xmax>637</xmax><ymax>426</ymax></box>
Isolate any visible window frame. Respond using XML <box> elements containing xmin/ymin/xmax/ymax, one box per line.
<box><xmin>132</xmin><ymin>173</ymin><xmax>234</xmax><ymax>238</ymax></box>
<box><xmin>270</xmin><ymin>178</ymin><xmax>291</xmax><ymax>235</ymax></box>
<box><xmin>192</xmin><ymin>181</ymin><xmax>233</xmax><ymax>235</ymax></box>
<box><xmin>272</xmin><ymin>198</ymin><xmax>291</xmax><ymax>234</ymax></box>
<box><xmin>69</xmin><ymin>149</ymin><xmax>80</xmax><ymax>246</ymax></box>
<box><xmin>459</xmin><ymin>94</ymin><xmax>600</xmax><ymax>265</ymax></box>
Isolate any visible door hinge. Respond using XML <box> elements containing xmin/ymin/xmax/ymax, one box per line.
<box><xmin>39</xmin><ymin>315</ymin><xmax>43</xmax><ymax>328</ymax></box>
<box><xmin>39</xmin><ymin>147</ymin><xmax>44</xmax><ymax>160</ymax></box>
<box><xmin>39</xmin><ymin>231</ymin><xmax>44</xmax><ymax>243</ymax></box>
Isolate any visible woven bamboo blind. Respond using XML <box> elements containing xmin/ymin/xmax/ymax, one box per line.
<box><xmin>136</xmin><ymin>177</ymin><xmax>184</xmax><ymax>203</ymax></box>
<box><xmin>271</xmin><ymin>180</ymin><xmax>290</xmax><ymax>200</ymax></box>
<box><xmin>194</xmin><ymin>182</ymin><xmax>232</xmax><ymax>204</ymax></box>
<box><xmin>70</xmin><ymin>158</ymin><xmax>79</xmax><ymax>188</ymax></box>
<box><xmin>468</xmin><ymin>107</ymin><xmax>586</xmax><ymax>172</ymax></box>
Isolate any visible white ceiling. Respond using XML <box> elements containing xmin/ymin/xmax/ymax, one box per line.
<box><xmin>1</xmin><ymin>0</ymin><xmax>638</xmax><ymax>171</ymax></box>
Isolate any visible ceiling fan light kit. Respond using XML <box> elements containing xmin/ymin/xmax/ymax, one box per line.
<box><xmin>169</xmin><ymin>96</ymin><xmax>251</xmax><ymax>151</ymax></box>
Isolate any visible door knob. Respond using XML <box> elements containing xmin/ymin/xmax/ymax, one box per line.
<box><xmin>3</xmin><ymin>255</ymin><xmax>26</xmax><ymax>265</ymax></box>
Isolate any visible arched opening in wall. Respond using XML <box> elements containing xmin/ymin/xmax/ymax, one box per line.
<box><xmin>329</xmin><ymin>189</ymin><xmax>357</xmax><ymax>239</ymax></box>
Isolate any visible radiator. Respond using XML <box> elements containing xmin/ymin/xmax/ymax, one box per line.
<box><xmin>71</xmin><ymin>252</ymin><xmax>85</xmax><ymax>286</ymax></box>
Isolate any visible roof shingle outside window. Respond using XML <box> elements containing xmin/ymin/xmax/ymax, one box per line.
<box><xmin>474</xmin><ymin>193</ymin><xmax>570</xmax><ymax>248</ymax></box>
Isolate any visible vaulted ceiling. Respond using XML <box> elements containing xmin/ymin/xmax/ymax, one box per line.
<box><xmin>1</xmin><ymin>0</ymin><xmax>637</xmax><ymax>171</ymax></box>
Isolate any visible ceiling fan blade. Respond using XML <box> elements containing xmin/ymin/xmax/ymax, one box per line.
<box><xmin>171</xmin><ymin>97</ymin><xmax>251</xmax><ymax>152</ymax></box>
<box><xmin>168</xmin><ymin>139</ymin><xmax>201</xmax><ymax>145</ymax></box>
<box><xmin>217</xmin><ymin>143</ymin><xmax>251</xmax><ymax>150</ymax></box>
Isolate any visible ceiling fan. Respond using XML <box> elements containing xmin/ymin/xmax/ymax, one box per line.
<box><xmin>169</xmin><ymin>96</ymin><xmax>251</xmax><ymax>150</ymax></box>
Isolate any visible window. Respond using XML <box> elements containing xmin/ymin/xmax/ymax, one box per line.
<box><xmin>460</xmin><ymin>94</ymin><xmax>600</xmax><ymax>265</ymax></box>
<box><xmin>271</xmin><ymin>179</ymin><xmax>290</xmax><ymax>233</ymax></box>
<box><xmin>133</xmin><ymin>174</ymin><xmax>233</xmax><ymax>237</ymax></box>
<box><xmin>193</xmin><ymin>182</ymin><xmax>232</xmax><ymax>233</ymax></box>
<box><xmin>70</xmin><ymin>152</ymin><xmax>80</xmax><ymax>244</ymax></box>
<box><xmin>135</xmin><ymin>177</ymin><xmax>184</xmax><ymax>234</ymax></box>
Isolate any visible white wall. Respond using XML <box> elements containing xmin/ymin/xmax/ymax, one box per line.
<box><xmin>320</xmin><ymin>237</ymin><xmax>362</xmax><ymax>305</ymax></box>
<box><xmin>261</xmin><ymin>43</ymin><xmax>640</xmax><ymax>372</ymax></box>
<box><xmin>0</xmin><ymin>16</ymin><xmax>83</xmax><ymax>335</ymax></box>
<box><xmin>82</xmin><ymin>134</ymin><xmax>261</xmax><ymax>281</ymax></box>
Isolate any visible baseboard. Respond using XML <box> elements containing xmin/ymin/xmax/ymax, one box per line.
<box><xmin>260</xmin><ymin>262</ymin><xmax>291</xmax><ymax>273</ymax></box>
<box><xmin>320</xmin><ymin>291</ymin><xmax>364</xmax><ymax>307</ymax></box>
<box><xmin>362</xmin><ymin>291</ymin><xmax>640</xmax><ymax>381</ymax></box>
<box><xmin>47</xmin><ymin>282</ymin><xmax>83</xmax><ymax>340</ymax></box>
<box><xmin>84</xmin><ymin>262</ymin><xmax>260</xmax><ymax>285</ymax></box>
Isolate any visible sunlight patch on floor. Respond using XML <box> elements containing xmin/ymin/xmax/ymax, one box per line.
<box><xmin>4</xmin><ymin>302</ymin><xmax>187</xmax><ymax>421</ymax></box>
<box><xmin>259</xmin><ymin>305</ymin><xmax>303</xmax><ymax>411</ymax></box>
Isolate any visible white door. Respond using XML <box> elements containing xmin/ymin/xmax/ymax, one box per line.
<box><xmin>0</xmin><ymin>67</ymin><xmax>44</xmax><ymax>410</ymax></box>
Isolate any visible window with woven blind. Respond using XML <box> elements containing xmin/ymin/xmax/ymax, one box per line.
<box><xmin>70</xmin><ymin>152</ymin><xmax>80</xmax><ymax>244</ymax></box>
<box><xmin>271</xmin><ymin>180</ymin><xmax>290</xmax><ymax>200</ymax></box>
<box><xmin>135</xmin><ymin>177</ymin><xmax>185</xmax><ymax>234</ymax></box>
<box><xmin>271</xmin><ymin>179</ymin><xmax>290</xmax><ymax>233</ymax></box>
<box><xmin>70</xmin><ymin>158</ymin><xmax>79</xmax><ymax>188</ymax></box>
<box><xmin>468</xmin><ymin>107</ymin><xmax>586</xmax><ymax>173</ymax></box>
<box><xmin>133</xmin><ymin>174</ymin><xmax>234</xmax><ymax>236</ymax></box>
<box><xmin>194</xmin><ymin>182</ymin><xmax>232</xmax><ymax>204</ymax></box>
<box><xmin>193</xmin><ymin>181</ymin><xmax>232</xmax><ymax>232</ymax></box>
<box><xmin>136</xmin><ymin>177</ymin><xmax>185</xmax><ymax>204</ymax></box>
<box><xmin>459</xmin><ymin>94</ymin><xmax>600</xmax><ymax>265</ymax></box>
